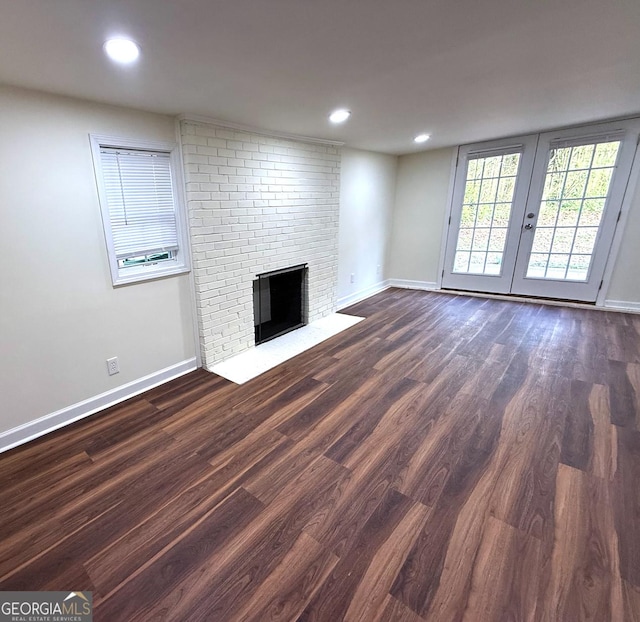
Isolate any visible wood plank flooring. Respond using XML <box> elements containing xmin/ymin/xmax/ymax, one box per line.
<box><xmin>1</xmin><ymin>288</ymin><xmax>639</xmax><ymax>621</ymax></box>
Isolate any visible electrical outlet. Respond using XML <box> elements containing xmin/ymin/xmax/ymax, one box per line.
<box><xmin>350</xmin><ymin>273</ymin><xmax>355</xmax><ymax>284</ymax></box>
<box><xmin>106</xmin><ymin>357</ymin><xmax>119</xmax><ymax>376</ymax></box>
<box><xmin>377</xmin><ymin>264</ymin><xmax>382</xmax><ymax>276</ymax></box>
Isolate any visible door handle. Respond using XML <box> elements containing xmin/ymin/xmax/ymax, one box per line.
<box><xmin>524</xmin><ymin>223</ymin><xmax>533</xmax><ymax>230</ymax></box>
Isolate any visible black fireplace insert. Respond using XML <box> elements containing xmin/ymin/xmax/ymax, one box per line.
<box><xmin>253</xmin><ymin>264</ymin><xmax>308</xmax><ymax>345</ymax></box>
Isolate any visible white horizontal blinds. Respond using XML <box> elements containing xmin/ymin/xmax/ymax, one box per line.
<box><xmin>100</xmin><ymin>147</ymin><xmax>178</xmax><ymax>259</ymax></box>
<box><xmin>467</xmin><ymin>144</ymin><xmax>525</xmax><ymax>159</ymax></box>
<box><xmin>548</xmin><ymin>130</ymin><xmax>626</xmax><ymax>151</ymax></box>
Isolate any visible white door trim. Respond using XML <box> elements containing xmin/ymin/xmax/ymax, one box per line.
<box><xmin>436</xmin><ymin>148</ymin><xmax>462</xmax><ymax>290</ymax></box>
<box><xmin>597</xmin><ymin>134</ymin><xmax>640</xmax><ymax>305</ymax></box>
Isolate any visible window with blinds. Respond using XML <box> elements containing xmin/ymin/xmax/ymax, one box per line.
<box><xmin>90</xmin><ymin>135</ymin><xmax>189</xmax><ymax>286</ymax></box>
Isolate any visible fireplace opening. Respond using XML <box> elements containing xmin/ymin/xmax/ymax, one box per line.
<box><xmin>253</xmin><ymin>264</ymin><xmax>308</xmax><ymax>345</ymax></box>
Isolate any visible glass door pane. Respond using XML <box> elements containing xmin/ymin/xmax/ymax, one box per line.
<box><xmin>453</xmin><ymin>152</ymin><xmax>520</xmax><ymax>276</ymax></box>
<box><xmin>525</xmin><ymin>140</ymin><xmax>620</xmax><ymax>281</ymax></box>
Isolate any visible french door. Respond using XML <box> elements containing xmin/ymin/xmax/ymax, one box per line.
<box><xmin>442</xmin><ymin>120</ymin><xmax>640</xmax><ymax>302</ymax></box>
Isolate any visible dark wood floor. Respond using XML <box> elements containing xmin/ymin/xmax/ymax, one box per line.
<box><xmin>1</xmin><ymin>289</ymin><xmax>639</xmax><ymax>621</ymax></box>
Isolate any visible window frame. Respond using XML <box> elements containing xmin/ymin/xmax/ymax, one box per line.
<box><xmin>90</xmin><ymin>134</ymin><xmax>191</xmax><ymax>286</ymax></box>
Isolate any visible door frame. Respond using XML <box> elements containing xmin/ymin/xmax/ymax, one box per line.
<box><xmin>437</xmin><ymin>116</ymin><xmax>640</xmax><ymax>306</ymax></box>
<box><xmin>436</xmin><ymin>149</ymin><xmax>460</xmax><ymax>290</ymax></box>
<box><xmin>596</xmin><ymin>132</ymin><xmax>640</xmax><ymax>307</ymax></box>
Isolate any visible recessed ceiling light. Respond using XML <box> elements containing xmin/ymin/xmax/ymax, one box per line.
<box><xmin>329</xmin><ymin>109</ymin><xmax>351</xmax><ymax>124</ymax></box>
<box><xmin>414</xmin><ymin>133</ymin><xmax>431</xmax><ymax>143</ymax></box>
<box><xmin>104</xmin><ymin>38</ymin><xmax>140</xmax><ymax>64</ymax></box>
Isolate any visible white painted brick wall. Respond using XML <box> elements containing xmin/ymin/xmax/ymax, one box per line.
<box><xmin>180</xmin><ymin>120</ymin><xmax>341</xmax><ymax>369</ymax></box>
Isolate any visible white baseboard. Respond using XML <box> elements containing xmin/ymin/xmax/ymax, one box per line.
<box><xmin>603</xmin><ymin>300</ymin><xmax>640</xmax><ymax>313</ymax></box>
<box><xmin>337</xmin><ymin>280</ymin><xmax>390</xmax><ymax>310</ymax></box>
<box><xmin>337</xmin><ymin>279</ymin><xmax>440</xmax><ymax>309</ymax></box>
<box><xmin>387</xmin><ymin>279</ymin><xmax>438</xmax><ymax>291</ymax></box>
<box><xmin>0</xmin><ymin>358</ymin><xmax>198</xmax><ymax>455</ymax></box>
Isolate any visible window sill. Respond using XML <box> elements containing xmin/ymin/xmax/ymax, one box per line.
<box><xmin>111</xmin><ymin>261</ymin><xmax>190</xmax><ymax>287</ymax></box>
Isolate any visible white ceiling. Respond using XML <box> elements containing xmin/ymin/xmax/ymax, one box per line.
<box><xmin>1</xmin><ymin>0</ymin><xmax>639</xmax><ymax>154</ymax></box>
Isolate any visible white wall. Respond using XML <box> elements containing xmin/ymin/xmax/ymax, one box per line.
<box><xmin>606</xmin><ymin>178</ymin><xmax>640</xmax><ymax>307</ymax></box>
<box><xmin>388</xmin><ymin>148</ymin><xmax>455</xmax><ymax>286</ymax></box>
<box><xmin>337</xmin><ymin>148</ymin><xmax>397</xmax><ymax>307</ymax></box>
<box><xmin>0</xmin><ymin>86</ymin><xmax>196</xmax><ymax>437</ymax></box>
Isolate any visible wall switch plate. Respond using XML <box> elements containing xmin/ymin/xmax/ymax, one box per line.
<box><xmin>107</xmin><ymin>357</ymin><xmax>119</xmax><ymax>376</ymax></box>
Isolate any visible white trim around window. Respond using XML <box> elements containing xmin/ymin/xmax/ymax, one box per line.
<box><xmin>90</xmin><ymin>134</ymin><xmax>191</xmax><ymax>286</ymax></box>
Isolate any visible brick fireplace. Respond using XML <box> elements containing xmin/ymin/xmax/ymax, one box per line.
<box><xmin>180</xmin><ymin>119</ymin><xmax>341</xmax><ymax>369</ymax></box>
